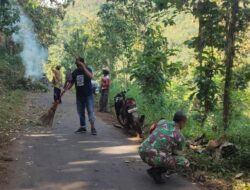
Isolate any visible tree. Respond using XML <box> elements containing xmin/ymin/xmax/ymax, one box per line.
<box><xmin>186</xmin><ymin>0</ymin><xmax>225</xmax><ymax>127</ymax></box>
<box><xmin>223</xmin><ymin>0</ymin><xmax>239</xmax><ymax>130</ymax></box>
<box><xmin>19</xmin><ymin>0</ymin><xmax>73</xmax><ymax>46</ymax></box>
<box><xmin>0</xmin><ymin>0</ymin><xmax>20</xmax><ymax>36</ymax></box>
<box><xmin>131</xmin><ymin>26</ymin><xmax>179</xmax><ymax>101</ymax></box>
<box><xmin>98</xmin><ymin>0</ymin><xmax>181</xmax><ymax>94</ymax></box>
<box><xmin>222</xmin><ymin>0</ymin><xmax>250</xmax><ymax>130</ymax></box>
<box><xmin>97</xmin><ymin>2</ymin><xmax>138</xmax><ymax>75</ymax></box>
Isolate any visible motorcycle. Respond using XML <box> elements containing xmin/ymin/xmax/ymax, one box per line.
<box><xmin>114</xmin><ymin>91</ymin><xmax>145</xmax><ymax>138</ymax></box>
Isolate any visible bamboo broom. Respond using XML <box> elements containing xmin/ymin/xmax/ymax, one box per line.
<box><xmin>39</xmin><ymin>89</ymin><xmax>67</xmax><ymax>127</ymax></box>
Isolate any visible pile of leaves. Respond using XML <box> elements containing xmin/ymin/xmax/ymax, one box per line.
<box><xmin>183</xmin><ymin>135</ymin><xmax>250</xmax><ymax>190</ymax></box>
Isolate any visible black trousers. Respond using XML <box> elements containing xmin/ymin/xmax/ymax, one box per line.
<box><xmin>54</xmin><ymin>87</ymin><xmax>61</xmax><ymax>103</ymax></box>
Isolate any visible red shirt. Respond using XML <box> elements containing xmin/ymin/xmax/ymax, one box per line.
<box><xmin>101</xmin><ymin>75</ymin><xmax>110</xmax><ymax>91</ymax></box>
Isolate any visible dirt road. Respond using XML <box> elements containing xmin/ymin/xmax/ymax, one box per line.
<box><xmin>3</xmin><ymin>92</ymin><xmax>200</xmax><ymax>190</ymax></box>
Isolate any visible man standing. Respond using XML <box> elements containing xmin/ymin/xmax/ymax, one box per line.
<box><xmin>99</xmin><ymin>68</ymin><xmax>110</xmax><ymax>112</ymax></box>
<box><xmin>67</xmin><ymin>57</ymin><xmax>97</xmax><ymax>135</ymax></box>
<box><xmin>52</xmin><ymin>65</ymin><xmax>62</xmax><ymax>104</ymax></box>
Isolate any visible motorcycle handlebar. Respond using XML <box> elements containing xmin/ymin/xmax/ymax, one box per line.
<box><xmin>114</xmin><ymin>89</ymin><xmax>130</xmax><ymax>99</ymax></box>
<box><xmin>121</xmin><ymin>89</ymin><xmax>129</xmax><ymax>94</ymax></box>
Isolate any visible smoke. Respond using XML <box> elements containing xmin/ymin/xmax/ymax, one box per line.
<box><xmin>41</xmin><ymin>0</ymin><xmax>66</xmax><ymax>8</ymax></box>
<box><xmin>12</xmin><ymin>7</ymin><xmax>48</xmax><ymax>79</ymax></box>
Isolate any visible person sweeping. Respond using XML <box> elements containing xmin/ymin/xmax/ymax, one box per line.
<box><xmin>138</xmin><ymin>111</ymin><xmax>190</xmax><ymax>184</ymax></box>
<box><xmin>40</xmin><ymin>66</ymin><xmax>64</xmax><ymax>126</ymax></box>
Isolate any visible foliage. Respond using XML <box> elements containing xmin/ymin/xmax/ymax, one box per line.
<box><xmin>44</xmin><ymin>0</ymin><xmax>250</xmax><ymax>131</ymax></box>
<box><xmin>131</xmin><ymin>26</ymin><xmax>179</xmax><ymax>99</ymax></box>
<box><xmin>233</xmin><ymin>64</ymin><xmax>250</xmax><ymax>90</ymax></box>
<box><xmin>222</xmin><ymin>0</ymin><xmax>250</xmax><ymax>130</ymax></box>
<box><xmin>0</xmin><ymin>89</ymin><xmax>25</xmax><ymax>136</ymax></box>
<box><xmin>64</xmin><ymin>29</ymin><xmax>88</xmax><ymax>57</ymax></box>
<box><xmin>183</xmin><ymin>1</ymin><xmax>224</xmax><ymax>127</ymax></box>
<box><xmin>0</xmin><ymin>49</ymin><xmax>25</xmax><ymax>90</ymax></box>
<box><xmin>18</xmin><ymin>0</ymin><xmax>74</xmax><ymax>46</ymax></box>
<box><xmin>0</xmin><ymin>0</ymin><xmax>20</xmax><ymax>36</ymax></box>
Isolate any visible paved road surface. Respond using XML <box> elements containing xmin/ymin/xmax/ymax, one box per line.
<box><xmin>4</xmin><ymin>92</ymin><xmax>199</xmax><ymax>190</ymax></box>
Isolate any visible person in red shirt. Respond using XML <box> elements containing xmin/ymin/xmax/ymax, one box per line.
<box><xmin>99</xmin><ymin>68</ymin><xmax>110</xmax><ymax>112</ymax></box>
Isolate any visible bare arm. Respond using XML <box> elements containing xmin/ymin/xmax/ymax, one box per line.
<box><xmin>65</xmin><ymin>82</ymin><xmax>74</xmax><ymax>90</ymax></box>
<box><xmin>78</xmin><ymin>61</ymin><xmax>93</xmax><ymax>79</ymax></box>
<box><xmin>83</xmin><ymin>66</ymin><xmax>93</xmax><ymax>79</ymax></box>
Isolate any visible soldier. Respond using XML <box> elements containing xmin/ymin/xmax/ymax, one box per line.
<box><xmin>138</xmin><ymin>111</ymin><xmax>190</xmax><ymax>184</ymax></box>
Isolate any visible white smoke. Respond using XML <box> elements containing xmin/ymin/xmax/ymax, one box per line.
<box><xmin>12</xmin><ymin>7</ymin><xmax>48</xmax><ymax>79</ymax></box>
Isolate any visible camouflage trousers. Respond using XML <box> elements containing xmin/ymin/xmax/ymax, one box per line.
<box><xmin>139</xmin><ymin>148</ymin><xmax>189</xmax><ymax>170</ymax></box>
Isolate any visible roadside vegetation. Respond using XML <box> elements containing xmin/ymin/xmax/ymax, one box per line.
<box><xmin>44</xmin><ymin>1</ymin><xmax>250</xmax><ymax>189</ymax></box>
<box><xmin>1</xmin><ymin>0</ymin><xmax>250</xmax><ymax>189</ymax></box>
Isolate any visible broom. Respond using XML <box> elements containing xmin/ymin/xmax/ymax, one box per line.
<box><xmin>39</xmin><ymin>89</ymin><xmax>67</xmax><ymax>127</ymax></box>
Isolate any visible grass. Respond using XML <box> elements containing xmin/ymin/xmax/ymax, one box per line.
<box><xmin>107</xmin><ymin>78</ymin><xmax>250</xmax><ymax>189</ymax></box>
<box><xmin>0</xmin><ymin>89</ymin><xmax>26</xmax><ymax>144</ymax></box>
<box><xmin>0</xmin><ymin>90</ymin><xmax>25</xmax><ymax>125</ymax></box>
<box><xmin>0</xmin><ymin>49</ymin><xmax>26</xmax><ymax>144</ymax></box>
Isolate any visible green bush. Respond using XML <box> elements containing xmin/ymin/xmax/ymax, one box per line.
<box><xmin>0</xmin><ymin>50</ymin><xmax>49</xmax><ymax>92</ymax></box>
<box><xmin>0</xmin><ymin>89</ymin><xmax>25</xmax><ymax>132</ymax></box>
<box><xmin>15</xmin><ymin>78</ymin><xmax>49</xmax><ymax>92</ymax></box>
<box><xmin>0</xmin><ymin>50</ymin><xmax>25</xmax><ymax>89</ymax></box>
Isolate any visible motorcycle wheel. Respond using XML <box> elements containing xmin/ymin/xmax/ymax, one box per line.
<box><xmin>117</xmin><ymin>109</ymin><xmax>127</xmax><ymax>127</ymax></box>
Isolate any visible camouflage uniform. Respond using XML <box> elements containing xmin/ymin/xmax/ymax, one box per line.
<box><xmin>139</xmin><ymin>120</ymin><xmax>189</xmax><ymax>170</ymax></box>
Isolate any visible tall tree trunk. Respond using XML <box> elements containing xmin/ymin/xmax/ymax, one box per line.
<box><xmin>197</xmin><ymin>1</ymin><xmax>206</xmax><ymax>127</ymax></box>
<box><xmin>223</xmin><ymin>0</ymin><xmax>239</xmax><ymax>130</ymax></box>
<box><xmin>197</xmin><ymin>1</ymin><xmax>204</xmax><ymax>68</ymax></box>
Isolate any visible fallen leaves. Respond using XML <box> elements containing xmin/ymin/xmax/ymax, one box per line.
<box><xmin>184</xmin><ymin>134</ymin><xmax>250</xmax><ymax>190</ymax></box>
<box><xmin>233</xmin><ymin>180</ymin><xmax>250</xmax><ymax>190</ymax></box>
<box><xmin>193</xmin><ymin>171</ymin><xmax>206</xmax><ymax>183</ymax></box>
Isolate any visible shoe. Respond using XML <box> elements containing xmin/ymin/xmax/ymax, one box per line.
<box><xmin>91</xmin><ymin>128</ymin><xmax>97</xmax><ymax>135</ymax></box>
<box><xmin>157</xmin><ymin>167</ymin><xmax>167</xmax><ymax>173</ymax></box>
<box><xmin>147</xmin><ymin>168</ymin><xmax>165</xmax><ymax>184</ymax></box>
<box><xmin>75</xmin><ymin>127</ymin><xmax>87</xmax><ymax>133</ymax></box>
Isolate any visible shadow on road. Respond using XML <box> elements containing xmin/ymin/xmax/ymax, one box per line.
<box><xmin>3</xmin><ymin>92</ymin><xmax>199</xmax><ymax>190</ymax></box>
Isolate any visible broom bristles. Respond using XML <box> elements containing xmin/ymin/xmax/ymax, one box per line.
<box><xmin>39</xmin><ymin>102</ymin><xmax>59</xmax><ymax>127</ymax></box>
<box><xmin>39</xmin><ymin>89</ymin><xmax>67</xmax><ymax>127</ymax></box>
